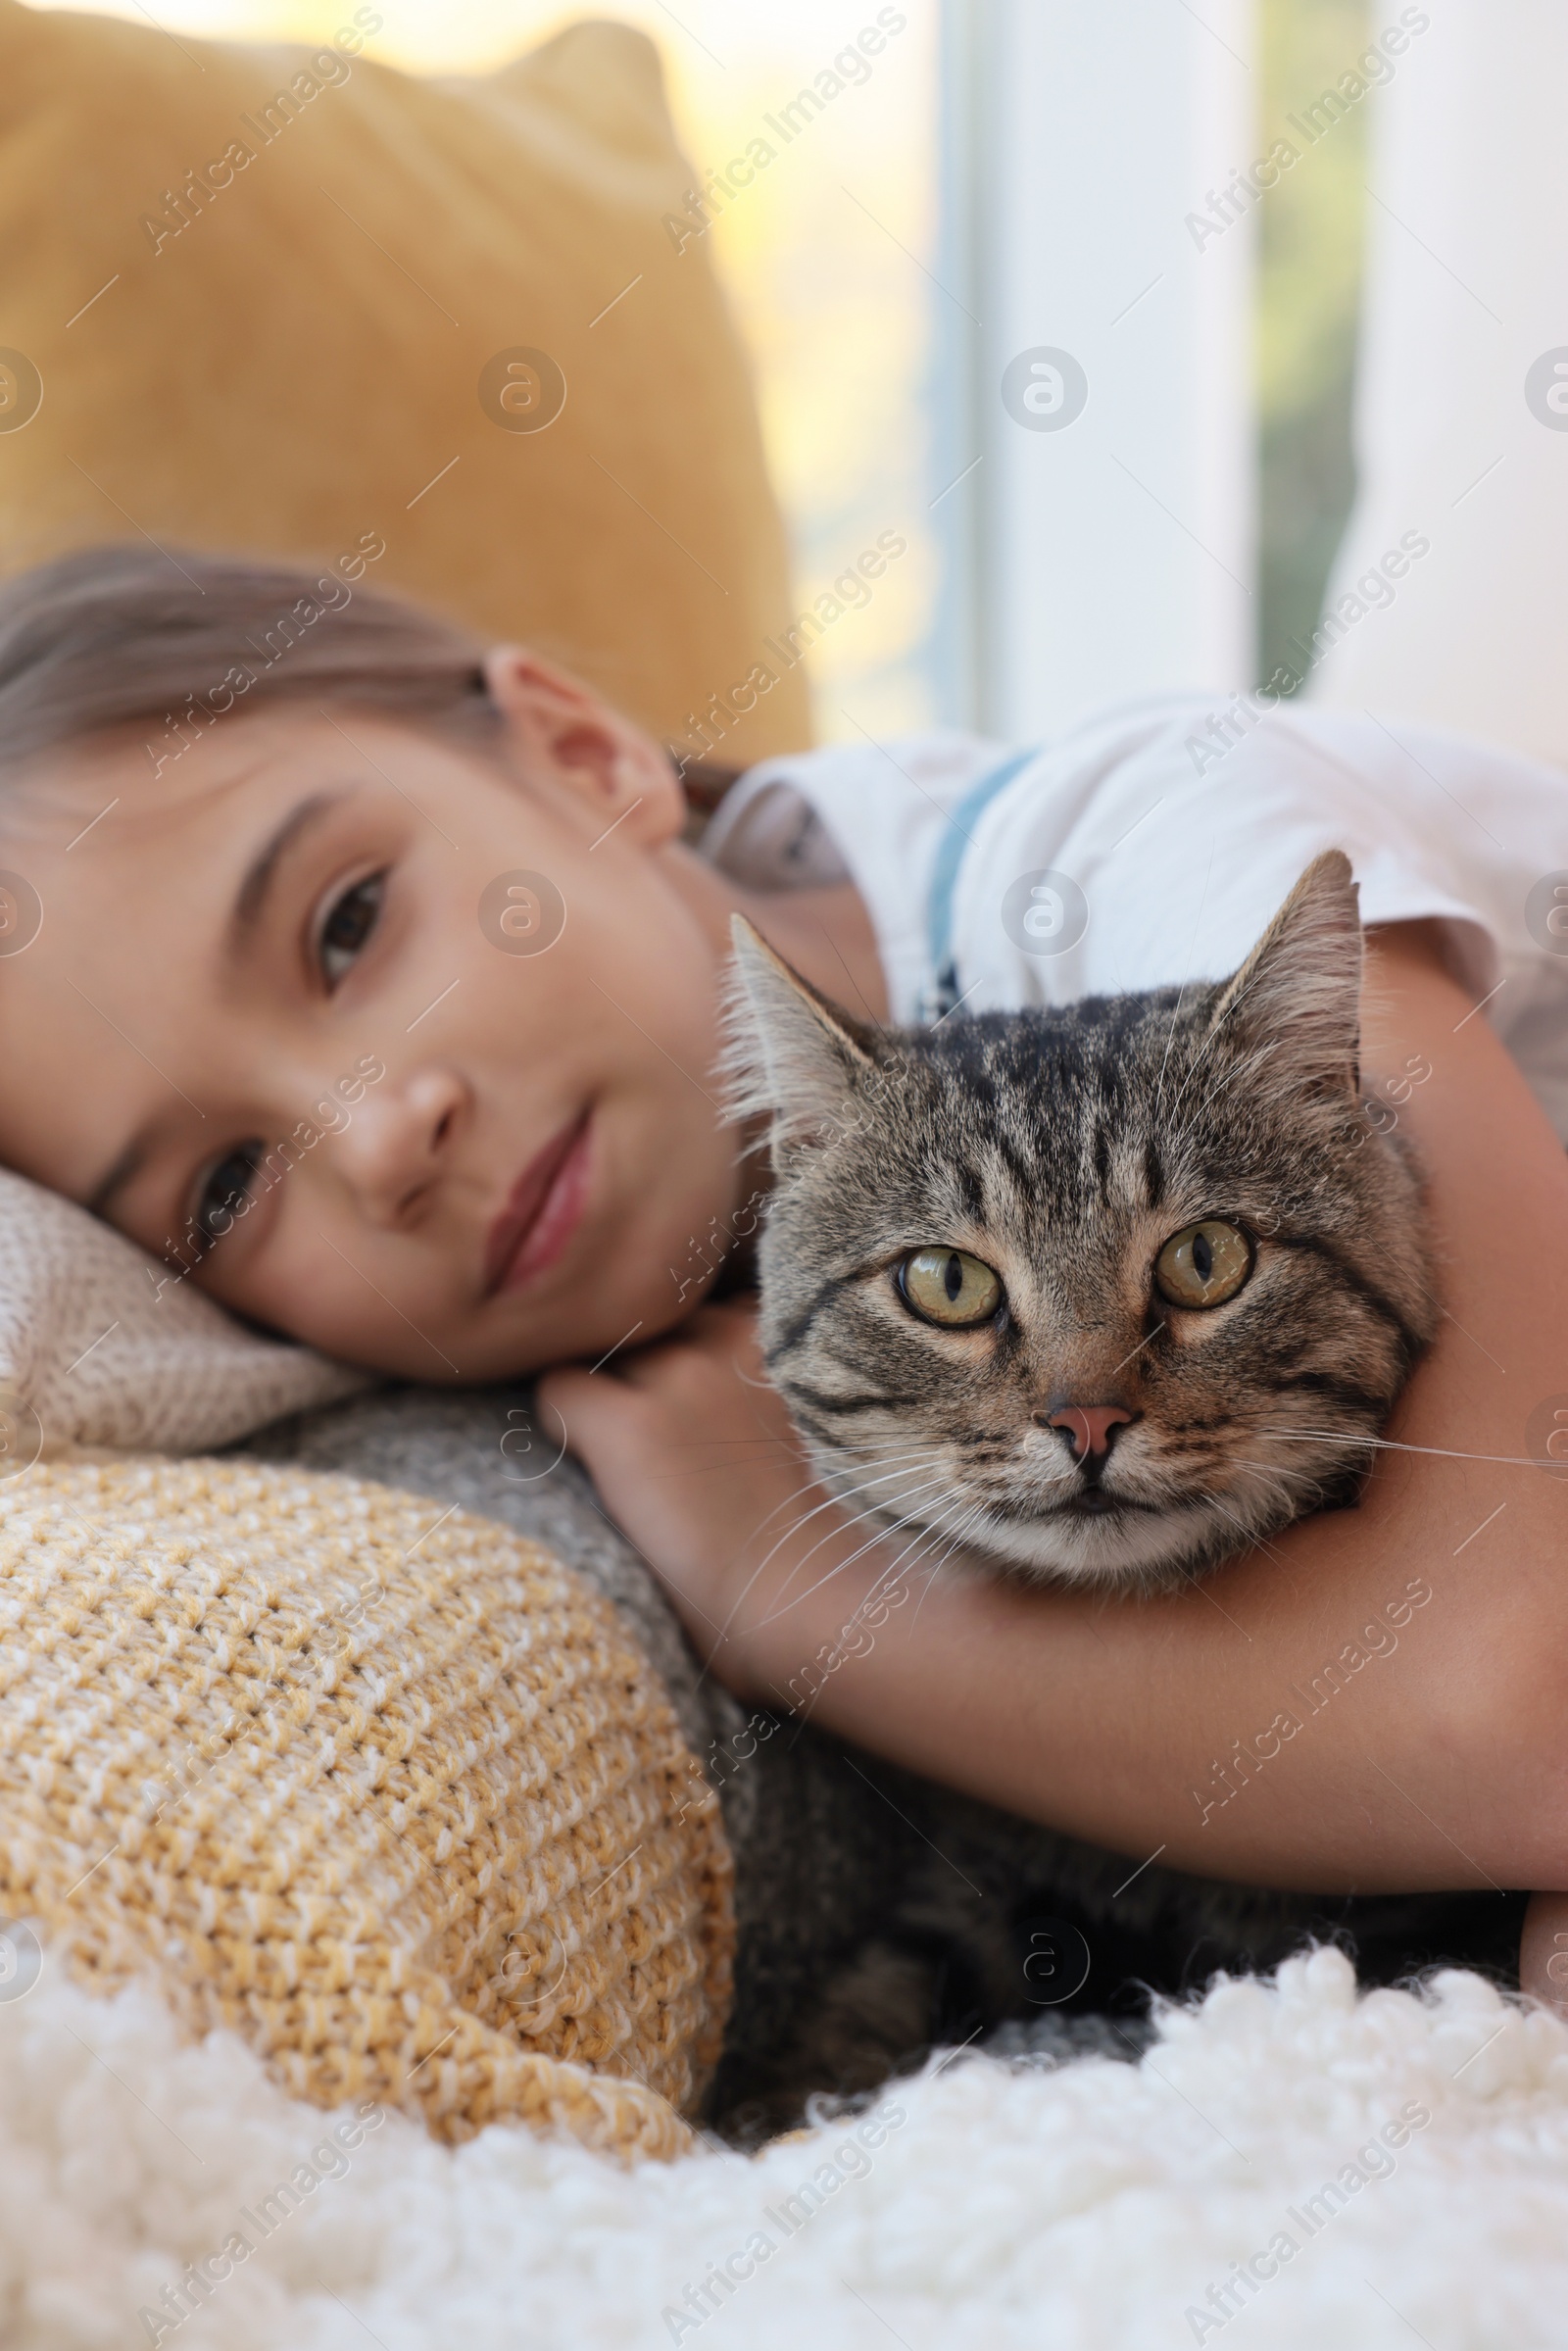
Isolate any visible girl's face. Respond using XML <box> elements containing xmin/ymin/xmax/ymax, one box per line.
<box><xmin>0</xmin><ymin>652</ymin><xmax>749</xmax><ymax>1379</ymax></box>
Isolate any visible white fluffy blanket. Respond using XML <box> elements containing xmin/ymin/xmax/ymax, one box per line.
<box><xmin>6</xmin><ymin>1943</ymin><xmax>1566</xmax><ymax>2350</ymax></box>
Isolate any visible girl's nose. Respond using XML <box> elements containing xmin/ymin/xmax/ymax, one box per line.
<box><xmin>329</xmin><ymin>1065</ymin><xmax>467</xmax><ymax>1226</ymax></box>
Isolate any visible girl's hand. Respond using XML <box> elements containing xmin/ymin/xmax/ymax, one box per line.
<box><xmin>538</xmin><ymin>1299</ymin><xmax>883</xmax><ymax>1705</ymax></box>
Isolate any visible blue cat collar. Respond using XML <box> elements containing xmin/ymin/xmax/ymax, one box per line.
<box><xmin>921</xmin><ymin>745</ymin><xmax>1041</xmax><ymax>1021</ymax></box>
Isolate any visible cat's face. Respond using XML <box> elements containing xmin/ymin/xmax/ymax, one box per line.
<box><xmin>725</xmin><ymin>854</ymin><xmax>1436</xmax><ymax>1592</ymax></box>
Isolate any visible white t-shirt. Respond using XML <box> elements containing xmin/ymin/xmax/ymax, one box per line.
<box><xmin>700</xmin><ymin>695</ymin><xmax>1568</xmax><ymax>1142</ymax></box>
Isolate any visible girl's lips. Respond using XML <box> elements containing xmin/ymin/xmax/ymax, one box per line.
<box><xmin>484</xmin><ymin>1115</ymin><xmax>593</xmax><ymax>1297</ymax></box>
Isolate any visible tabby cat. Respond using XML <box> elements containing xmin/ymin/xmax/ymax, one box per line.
<box><xmin>706</xmin><ymin>850</ymin><xmax>1478</xmax><ymax>2134</ymax></box>
<box><xmin>725</xmin><ymin>850</ymin><xmax>1437</xmax><ymax>1593</ymax></box>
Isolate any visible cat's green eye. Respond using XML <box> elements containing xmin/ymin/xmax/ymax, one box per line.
<box><xmin>1153</xmin><ymin>1219</ymin><xmax>1253</xmax><ymax>1311</ymax></box>
<box><xmin>897</xmin><ymin>1248</ymin><xmax>1004</xmax><ymax>1328</ymax></box>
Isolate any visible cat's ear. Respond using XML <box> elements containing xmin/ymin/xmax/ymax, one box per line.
<box><xmin>721</xmin><ymin>914</ymin><xmax>881</xmax><ymax>1161</ymax></box>
<box><xmin>1207</xmin><ymin>850</ymin><xmax>1362</xmax><ymax>1097</ymax></box>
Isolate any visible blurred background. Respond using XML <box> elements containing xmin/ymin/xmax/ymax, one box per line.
<box><xmin>39</xmin><ymin>0</ymin><xmax>1374</xmax><ymax>744</ymax></box>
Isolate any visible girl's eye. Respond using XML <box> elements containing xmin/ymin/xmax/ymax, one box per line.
<box><xmin>1153</xmin><ymin>1218</ymin><xmax>1253</xmax><ymax>1309</ymax></box>
<box><xmin>897</xmin><ymin>1248</ymin><xmax>1004</xmax><ymax>1328</ymax></box>
<box><xmin>317</xmin><ymin>872</ymin><xmax>384</xmax><ymax>989</ymax></box>
<box><xmin>192</xmin><ymin>1142</ymin><xmax>263</xmax><ymax>1250</ymax></box>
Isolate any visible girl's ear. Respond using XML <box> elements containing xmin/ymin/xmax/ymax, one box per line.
<box><xmin>481</xmin><ymin>644</ymin><xmax>684</xmax><ymax>847</ymax></box>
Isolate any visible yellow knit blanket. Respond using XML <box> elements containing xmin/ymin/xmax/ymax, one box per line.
<box><xmin>0</xmin><ymin>1456</ymin><xmax>733</xmax><ymax>2162</ymax></box>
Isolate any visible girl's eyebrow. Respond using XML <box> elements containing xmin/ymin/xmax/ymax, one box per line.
<box><xmin>226</xmin><ymin>787</ymin><xmax>352</xmax><ymax>954</ymax></box>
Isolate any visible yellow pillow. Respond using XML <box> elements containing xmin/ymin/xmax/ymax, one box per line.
<box><xmin>0</xmin><ymin>1455</ymin><xmax>733</xmax><ymax>2161</ymax></box>
<box><xmin>0</xmin><ymin>3</ymin><xmax>808</xmax><ymax>770</ymax></box>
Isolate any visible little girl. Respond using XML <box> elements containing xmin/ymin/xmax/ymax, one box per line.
<box><xmin>0</xmin><ymin>544</ymin><xmax>1563</xmax><ymax>2006</ymax></box>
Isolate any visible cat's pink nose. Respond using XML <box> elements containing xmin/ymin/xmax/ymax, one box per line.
<box><xmin>1046</xmin><ymin>1404</ymin><xmax>1136</xmax><ymax>1460</ymax></box>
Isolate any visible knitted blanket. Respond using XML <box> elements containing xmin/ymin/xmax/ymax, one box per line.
<box><xmin>0</xmin><ymin>1167</ymin><xmax>932</xmax><ymax>2142</ymax></box>
<box><xmin>0</xmin><ymin>1453</ymin><xmax>732</xmax><ymax>2162</ymax></box>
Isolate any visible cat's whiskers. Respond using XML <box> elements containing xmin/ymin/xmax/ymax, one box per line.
<box><xmin>741</xmin><ymin>1441</ymin><xmax>948</xmax><ymax>1544</ymax></box>
<box><xmin>1201</xmin><ymin>1487</ymin><xmax>1292</xmax><ymax>1571</ymax></box>
<box><xmin>752</xmin><ymin>1477</ymin><xmax>979</xmax><ymax>1630</ymax></box>
<box><xmin>739</xmin><ymin>1456</ymin><xmax>952</xmax><ymax>1605</ymax></box>
<box><xmin>850</xmin><ymin>1511</ymin><xmax>968</xmax><ymax>1628</ymax></box>
<box><xmin>1254</xmin><ymin>1427</ymin><xmax>1545</xmax><ymax>1470</ymax></box>
<box><xmin>864</xmin><ymin>1513</ymin><xmax>987</xmax><ymax>1664</ymax></box>
<box><xmin>782</xmin><ymin>1499</ymin><xmax>987</xmax><ymax>1730</ymax></box>
<box><xmin>697</xmin><ymin>1450</ymin><xmax>952</xmax><ymax>1668</ymax></box>
<box><xmin>1206</xmin><ymin>1431</ymin><xmax>1350</xmax><ymax>1529</ymax></box>
<box><xmin>716</xmin><ymin>1508</ymin><xmax>951</xmax><ymax>1692</ymax></box>
<box><xmin>858</xmin><ymin>1490</ymin><xmax>996</xmax><ymax>1626</ymax></box>
<box><xmin>688</xmin><ymin>1464</ymin><xmax>927</xmax><ymax>1643</ymax></box>
<box><xmin>872</xmin><ymin>1493</ymin><xmax>983</xmax><ymax>1592</ymax></box>
<box><xmin>898</xmin><ymin>1504</ymin><xmax>992</xmax><ymax>1638</ymax></box>
<box><xmin>1227</xmin><ymin>1449</ymin><xmax>1328</xmax><ymax>1504</ymax></box>
<box><xmin>753</xmin><ymin>1461</ymin><xmax>960</xmax><ymax>1605</ymax></box>
<box><xmin>757</xmin><ymin>1443</ymin><xmax>945</xmax><ymax>1530</ymax></box>
<box><xmin>831</xmin><ymin>1431</ymin><xmax>1086</xmax><ymax>1531</ymax></box>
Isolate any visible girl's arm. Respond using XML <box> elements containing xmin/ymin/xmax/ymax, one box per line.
<box><xmin>542</xmin><ymin>929</ymin><xmax>1568</xmax><ymax>1894</ymax></box>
